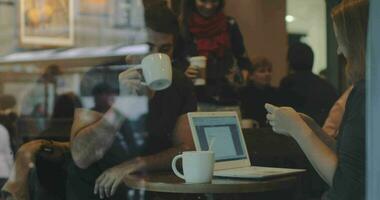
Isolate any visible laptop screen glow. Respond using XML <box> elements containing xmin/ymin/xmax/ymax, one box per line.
<box><xmin>192</xmin><ymin>116</ymin><xmax>247</xmax><ymax>162</ymax></box>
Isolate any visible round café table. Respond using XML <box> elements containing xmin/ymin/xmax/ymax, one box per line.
<box><xmin>124</xmin><ymin>171</ymin><xmax>300</xmax><ymax>200</ymax></box>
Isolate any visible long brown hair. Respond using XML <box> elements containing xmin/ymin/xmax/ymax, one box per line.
<box><xmin>331</xmin><ymin>0</ymin><xmax>369</xmax><ymax>82</ymax></box>
<box><xmin>178</xmin><ymin>0</ymin><xmax>225</xmax><ymax>41</ymax></box>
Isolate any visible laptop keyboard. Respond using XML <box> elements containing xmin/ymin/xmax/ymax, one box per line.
<box><xmin>214</xmin><ymin>166</ymin><xmax>305</xmax><ymax>178</ymax></box>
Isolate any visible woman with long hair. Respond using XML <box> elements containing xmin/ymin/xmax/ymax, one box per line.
<box><xmin>177</xmin><ymin>0</ymin><xmax>252</xmax><ymax>103</ymax></box>
<box><xmin>265</xmin><ymin>0</ymin><xmax>368</xmax><ymax>199</ymax></box>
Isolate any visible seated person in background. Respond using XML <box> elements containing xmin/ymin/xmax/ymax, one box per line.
<box><xmin>1</xmin><ymin>92</ymin><xmax>81</xmax><ymax>200</ymax></box>
<box><xmin>239</xmin><ymin>57</ymin><xmax>278</xmax><ymax>127</ymax></box>
<box><xmin>0</xmin><ymin>94</ymin><xmax>20</xmax><ymax>153</ymax></box>
<box><xmin>67</xmin><ymin>6</ymin><xmax>197</xmax><ymax>200</ymax></box>
<box><xmin>38</xmin><ymin>92</ymin><xmax>83</xmax><ymax>141</ymax></box>
<box><xmin>90</xmin><ymin>82</ymin><xmax>117</xmax><ymax>113</ymax></box>
<box><xmin>1</xmin><ymin>140</ymin><xmax>69</xmax><ymax>200</ymax></box>
<box><xmin>278</xmin><ymin>42</ymin><xmax>338</xmax><ymax>125</ymax></box>
<box><xmin>266</xmin><ymin>1</ymin><xmax>368</xmax><ymax>199</ymax></box>
<box><xmin>0</xmin><ymin>123</ymin><xmax>13</xmax><ymax>190</ymax></box>
<box><xmin>92</xmin><ymin>82</ymin><xmax>146</xmax><ymax>161</ymax></box>
<box><xmin>217</xmin><ymin>66</ymin><xmax>242</xmax><ymax>106</ymax></box>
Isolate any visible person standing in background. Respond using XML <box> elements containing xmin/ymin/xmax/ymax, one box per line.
<box><xmin>177</xmin><ymin>0</ymin><xmax>252</xmax><ymax>103</ymax></box>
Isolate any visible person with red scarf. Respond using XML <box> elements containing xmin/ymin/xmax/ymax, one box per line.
<box><xmin>177</xmin><ymin>0</ymin><xmax>252</xmax><ymax>104</ymax></box>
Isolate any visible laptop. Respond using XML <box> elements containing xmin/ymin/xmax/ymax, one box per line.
<box><xmin>187</xmin><ymin>111</ymin><xmax>305</xmax><ymax>179</ymax></box>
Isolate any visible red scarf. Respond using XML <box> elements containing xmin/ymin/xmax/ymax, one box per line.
<box><xmin>189</xmin><ymin>12</ymin><xmax>231</xmax><ymax>57</ymax></box>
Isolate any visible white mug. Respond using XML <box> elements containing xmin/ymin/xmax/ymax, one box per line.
<box><xmin>134</xmin><ymin>53</ymin><xmax>172</xmax><ymax>91</ymax></box>
<box><xmin>188</xmin><ymin>56</ymin><xmax>207</xmax><ymax>86</ymax></box>
<box><xmin>171</xmin><ymin>151</ymin><xmax>214</xmax><ymax>183</ymax></box>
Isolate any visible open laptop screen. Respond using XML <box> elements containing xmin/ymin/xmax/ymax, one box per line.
<box><xmin>192</xmin><ymin>116</ymin><xmax>247</xmax><ymax>162</ymax></box>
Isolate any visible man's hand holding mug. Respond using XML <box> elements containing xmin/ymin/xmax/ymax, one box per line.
<box><xmin>119</xmin><ymin>53</ymin><xmax>173</xmax><ymax>96</ymax></box>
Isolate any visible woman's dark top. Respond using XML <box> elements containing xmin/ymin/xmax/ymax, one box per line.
<box><xmin>326</xmin><ymin>80</ymin><xmax>365</xmax><ymax>200</ymax></box>
<box><xmin>239</xmin><ymin>83</ymin><xmax>278</xmax><ymax>127</ymax></box>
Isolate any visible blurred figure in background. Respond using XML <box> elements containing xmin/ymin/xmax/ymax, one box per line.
<box><xmin>278</xmin><ymin>42</ymin><xmax>338</xmax><ymax>125</ymax></box>
<box><xmin>91</xmin><ymin>83</ymin><xmax>117</xmax><ymax>113</ymax></box>
<box><xmin>177</xmin><ymin>0</ymin><xmax>252</xmax><ymax>103</ymax></box>
<box><xmin>0</xmin><ymin>123</ymin><xmax>13</xmax><ymax>190</ymax></box>
<box><xmin>30</xmin><ymin>103</ymin><xmax>46</xmax><ymax>134</ymax></box>
<box><xmin>38</xmin><ymin>92</ymin><xmax>83</xmax><ymax>141</ymax></box>
<box><xmin>0</xmin><ymin>95</ymin><xmax>16</xmax><ymax>111</ymax></box>
<box><xmin>217</xmin><ymin>66</ymin><xmax>241</xmax><ymax>106</ymax></box>
<box><xmin>0</xmin><ymin>95</ymin><xmax>18</xmax><ymax>197</ymax></box>
<box><xmin>18</xmin><ymin>65</ymin><xmax>63</xmax><ymax>138</ymax></box>
<box><xmin>1</xmin><ymin>92</ymin><xmax>81</xmax><ymax>200</ymax></box>
<box><xmin>92</xmin><ymin>82</ymin><xmax>146</xmax><ymax>164</ymax></box>
<box><xmin>0</xmin><ymin>95</ymin><xmax>20</xmax><ymax>152</ymax></box>
<box><xmin>239</xmin><ymin>57</ymin><xmax>278</xmax><ymax>127</ymax></box>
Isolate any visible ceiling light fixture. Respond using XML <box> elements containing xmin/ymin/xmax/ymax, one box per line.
<box><xmin>285</xmin><ymin>15</ymin><xmax>295</xmax><ymax>23</ymax></box>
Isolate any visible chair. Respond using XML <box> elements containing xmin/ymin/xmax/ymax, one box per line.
<box><xmin>1</xmin><ymin>140</ymin><xmax>69</xmax><ymax>200</ymax></box>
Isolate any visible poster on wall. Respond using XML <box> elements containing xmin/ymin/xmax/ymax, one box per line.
<box><xmin>20</xmin><ymin>0</ymin><xmax>74</xmax><ymax>47</ymax></box>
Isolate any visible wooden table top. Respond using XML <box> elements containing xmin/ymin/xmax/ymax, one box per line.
<box><xmin>124</xmin><ymin>171</ymin><xmax>298</xmax><ymax>194</ymax></box>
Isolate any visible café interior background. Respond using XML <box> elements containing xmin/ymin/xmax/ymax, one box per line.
<box><xmin>0</xmin><ymin>0</ymin><xmax>339</xmax><ymax>133</ymax></box>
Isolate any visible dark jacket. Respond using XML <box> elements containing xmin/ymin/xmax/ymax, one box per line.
<box><xmin>278</xmin><ymin>71</ymin><xmax>338</xmax><ymax>125</ymax></box>
<box><xmin>239</xmin><ymin>83</ymin><xmax>279</xmax><ymax>127</ymax></box>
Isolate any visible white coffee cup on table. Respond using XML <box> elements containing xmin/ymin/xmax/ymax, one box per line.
<box><xmin>120</xmin><ymin>53</ymin><xmax>172</xmax><ymax>91</ymax></box>
<box><xmin>171</xmin><ymin>151</ymin><xmax>214</xmax><ymax>183</ymax></box>
<box><xmin>188</xmin><ymin>56</ymin><xmax>207</xmax><ymax>86</ymax></box>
